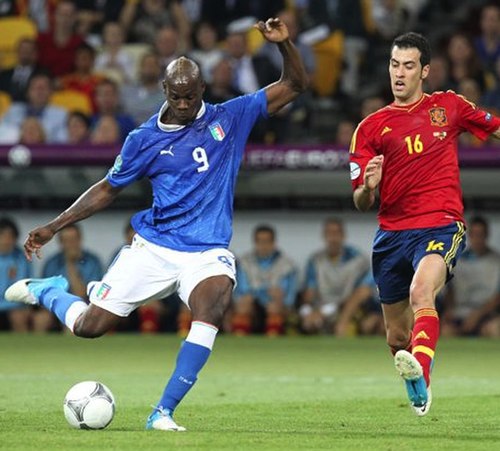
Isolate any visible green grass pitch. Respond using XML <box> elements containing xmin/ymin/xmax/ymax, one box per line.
<box><xmin>1</xmin><ymin>334</ymin><xmax>500</xmax><ymax>450</ymax></box>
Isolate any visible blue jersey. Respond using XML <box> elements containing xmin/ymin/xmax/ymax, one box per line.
<box><xmin>107</xmin><ymin>90</ymin><xmax>268</xmax><ymax>251</ymax></box>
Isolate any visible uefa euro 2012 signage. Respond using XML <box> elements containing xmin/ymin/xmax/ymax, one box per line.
<box><xmin>243</xmin><ymin>146</ymin><xmax>350</xmax><ymax>170</ymax></box>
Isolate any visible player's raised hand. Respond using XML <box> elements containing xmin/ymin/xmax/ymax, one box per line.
<box><xmin>254</xmin><ymin>18</ymin><xmax>289</xmax><ymax>43</ymax></box>
<box><xmin>24</xmin><ymin>226</ymin><xmax>55</xmax><ymax>261</ymax></box>
<box><xmin>363</xmin><ymin>155</ymin><xmax>384</xmax><ymax>191</ymax></box>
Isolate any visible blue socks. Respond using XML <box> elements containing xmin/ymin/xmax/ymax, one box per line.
<box><xmin>38</xmin><ymin>286</ymin><xmax>88</xmax><ymax>332</ymax></box>
<box><xmin>157</xmin><ymin>321</ymin><xmax>218</xmax><ymax>413</ymax></box>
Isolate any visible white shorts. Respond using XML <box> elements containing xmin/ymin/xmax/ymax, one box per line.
<box><xmin>88</xmin><ymin>234</ymin><xmax>236</xmax><ymax>317</ymax></box>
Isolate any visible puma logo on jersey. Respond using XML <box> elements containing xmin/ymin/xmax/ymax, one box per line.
<box><xmin>426</xmin><ymin>240</ymin><xmax>444</xmax><ymax>251</ymax></box>
<box><xmin>160</xmin><ymin>146</ymin><xmax>174</xmax><ymax>156</ymax></box>
<box><xmin>414</xmin><ymin>330</ymin><xmax>430</xmax><ymax>340</ymax></box>
<box><xmin>381</xmin><ymin>126</ymin><xmax>392</xmax><ymax>136</ymax></box>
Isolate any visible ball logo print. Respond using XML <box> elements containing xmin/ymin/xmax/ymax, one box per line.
<box><xmin>63</xmin><ymin>381</ymin><xmax>115</xmax><ymax>430</ymax></box>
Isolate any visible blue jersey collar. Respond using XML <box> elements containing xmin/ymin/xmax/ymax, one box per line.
<box><xmin>157</xmin><ymin>100</ymin><xmax>206</xmax><ymax>132</ymax></box>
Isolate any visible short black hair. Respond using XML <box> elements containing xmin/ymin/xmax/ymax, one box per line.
<box><xmin>254</xmin><ymin>224</ymin><xmax>275</xmax><ymax>241</ymax></box>
<box><xmin>391</xmin><ymin>32</ymin><xmax>431</xmax><ymax>68</ymax></box>
<box><xmin>469</xmin><ymin>215</ymin><xmax>489</xmax><ymax>236</ymax></box>
<box><xmin>0</xmin><ymin>217</ymin><xmax>19</xmax><ymax>239</ymax></box>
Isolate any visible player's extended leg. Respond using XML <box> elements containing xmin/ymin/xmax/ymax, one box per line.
<box><xmin>147</xmin><ymin>275</ymin><xmax>233</xmax><ymax>432</ymax></box>
<box><xmin>5</xmin><ymin>276</ymin><xmax>121</xmax><ymax>337</ymax></box>
<box><xmin>408</xmin><ymin>254</ymin><xmax>447</xmax><ymax>387</ymax></box>
<box><xmin>382</xmin><ymin>299</ymin><xmax>429</xmax><ymax>414</ymax></box>
<box><xmin>381</xmin><ymin>299</ymin><xmax>413</xmax><ymax>355</ymax></box>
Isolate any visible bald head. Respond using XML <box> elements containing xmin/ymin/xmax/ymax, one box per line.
<box><xmin>165</xmin><ymin>57</ymin><xmax>202</xmax><ymax>86</ymax></box>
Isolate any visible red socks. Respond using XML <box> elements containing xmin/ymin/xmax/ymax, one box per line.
<box><xmin>411</xmin><ymin>308</ymin><xmax>439</xmax><ymax>386</ymax></box>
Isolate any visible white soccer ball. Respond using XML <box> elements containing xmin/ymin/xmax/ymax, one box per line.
<box><xmin>63</xmin><ymin>381</ymin><xmax>115</xmax><ymax>430</ymax></box>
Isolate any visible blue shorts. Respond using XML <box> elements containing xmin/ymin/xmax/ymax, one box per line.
<box><xmin>372</xmin><ymin>222</ymin><xmax>466</xmax><ymax>304</ymax></box>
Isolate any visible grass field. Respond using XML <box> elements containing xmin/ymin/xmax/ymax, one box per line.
<box><xmin>1</xmin><ymin>334</ymin><xmax>500</xmax><ymax>450</ymax></box>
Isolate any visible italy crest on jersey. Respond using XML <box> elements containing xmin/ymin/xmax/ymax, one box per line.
<box><xmin>209</xmin><ymin>122</ymin><xmax>225</xmax><ymax>141</ymax></box>
<box><xmin>429</xmin><ymin>107</ymin><xmax>447</xmax><ymax>127</ymax></box>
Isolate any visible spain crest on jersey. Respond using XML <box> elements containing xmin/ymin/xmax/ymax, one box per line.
<box><xmin>429</xmin><ymin>107</ymin><xmax>448</xmax><ymax>127</ymax></box>
<box><xmin>209</xmin><ymin>122</ymin><xmax>226</xmax><ymax>141</ymax></box>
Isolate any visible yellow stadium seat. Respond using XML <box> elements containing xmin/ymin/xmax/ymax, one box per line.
<box><xmin>0</xmin><ymin>17</ymin><xmax>37</xmax><ymax>69</ymax></box>
<box><xmin>0</xmin><ymin>91</ymin><xmax>12</xmax><ymax>118</ymax></box>
<box><xmin>311</xmin><ymin>30</ymin><xmax>344</xmax><ymax>97</ymax></box>
<box><xmin>50</xmin><ymin>89</ymin><xmax>92</xmax><ymax>115</ymax></box>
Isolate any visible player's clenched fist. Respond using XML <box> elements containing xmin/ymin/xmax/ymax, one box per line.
<box><xmin>363</xmin><ymin>155</ymin><xmax>384</xmax><ymax>191</ymax></box>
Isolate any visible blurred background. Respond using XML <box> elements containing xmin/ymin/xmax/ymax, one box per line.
<box><xmin>1</xmin><ymin>0</ymin><xmax>500</xmax><ymax>338</ymax></box>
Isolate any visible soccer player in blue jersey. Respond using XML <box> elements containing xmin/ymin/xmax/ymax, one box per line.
<box><xmin>6</xmin><ymin>18</ymin><xmax>307</xmax><ymax>431</ymax></box>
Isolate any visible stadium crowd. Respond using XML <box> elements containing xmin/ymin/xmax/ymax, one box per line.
<box><xmin>1</xmin><ymin>0</ymin><xmax>500</xmax><ymax>335</ymax></box>
<box><xmin>2</xmin><ymin>1</ymin><xmax>500</xmax><ymax>144</ymax></box>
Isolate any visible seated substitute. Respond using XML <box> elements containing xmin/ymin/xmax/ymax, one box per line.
<box><xmin>300</xmin><ymin>218</ymin><xmax>370</xmax><ymax>334</ymax></box>
<box><xmin>442</xmin><ymin>216</ymin><xmax>500</xmax><ymax>337</ymax></box>
<box><xmin>0</xmin><ymin>217</ymin><xmax>32</xmax><ymax>332</ymax></box>
<box><xmin>232</xmin><ymin>225</ymin><xmax>298</xmax><ymax>336</ymax></box>
<box><xmin>42</xmin><ymin>224</ymin><xmax>103</xmax><ymax>299</ymax></box>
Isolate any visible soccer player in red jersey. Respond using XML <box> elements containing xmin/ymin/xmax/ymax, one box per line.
<box><xmin>349</xmin><ymin>32</ymin><xmax>500</xmax><ymax>416</ymax></box>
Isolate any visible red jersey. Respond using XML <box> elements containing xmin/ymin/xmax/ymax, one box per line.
<box><xmin>349</xmin><ymin>91</ymin><xmax>500</xmax><ymax>230</ymax></box>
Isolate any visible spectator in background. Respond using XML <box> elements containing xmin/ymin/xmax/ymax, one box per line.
<box><xmin>334</xmin><ymin>119</ymin><xmax>356</xmax><ymax>148</ymax></box>
<box><xmin>442</xmin><ymin>216</ymin><xmax>500</xmax><ymax>337</ymax></box>
<box><xmin>121</xmin><ymin>0</ymin><xmax>190</xmax><ymax>48</ymax></box>
<box><xmin>458</xmin><ymin>78</ymin><xmax>485</xmax><ymax>147</ymax></box>
<box><xmin>474</xmin><ymin>4</ymin><xmax>500</xmax><ymax>75</ymax></box>
<box><xmin>334</xmin><ymin>272</ymin><xmax>384</xmax><ymax>336</ymax></box>
<box><xmin>204</xmin><ymin>58</ymin><xmax>243</xmax><ymax>104</ymax></box>
<box><xmin>75</xmin><ymin>0</ymin><xmax>126</xmax><ymax>38</ymax></box>
<box><xmin>424</xmin><ymin>55</ymin><xmax>451</xmax><ymax>93</ymax></box>
<box><xmin>1</xmin><ymin>72</ymin><xmax>68</xmax><ymax>143</ymax></box>
<box><xmin>67</xmin><ymin>111</ymin><xmax>91</xmax><ymax>144</ymax></box>
<box><xmin>0</xmin><ymin>38</ymin><xmax>40</xmax><ymax>102</ymax></box>
<box><xmin>446</xmin><ymin>32</ymin><xmax>487</xmax><ymax>92</ymax></box>
<box><xmin>92</xmin><ymin>78</ymin><xmax>136</xmax><ymax>142</ymax></box>
<box><xmin>90</xmin><ymin>114</ymin><xmax>121</xmax><ymax>144</ymax></box>
<box><xmin>95</xmin><ymin>22</ymin><xmax>135</xmax><ymax>84</ymax></box>
<box><xmin>121</xmin><ymin>53</ymin><xmax>164</xmax><ymax>125</ymax></box>
<box><xmin>300</xmin><ymin>218</ymin><xmax>369</xmax><ymax>334</ymax></box>
<box><xmin>42</xmin><ymin>224</ymin><xmax>103</xmax><ymax>299</ymax></box>
<box><xmin>258</xmin><ymin>9</ymin><xmax>315</xmax><ymax>82</ymax></box>
<box><xmin>225</xmin><ymin>30</ymin><xmax>278</xmax><ymax>95</ymax></box>
<box><xmin>37</xmin><ymin>0</ymin><xmax>85</xmax><ymax>77</ymax></box>
<box><xmin>188</xmin><ymin>22</ymin><xmax>224</xmax><ymax>84</ymax></box>
<box><xmin>0</xmin><ymin>217</ymin><xmax>32</xmax><ymax>332</ymax></box>
<box><xmin>59</xmin><ymin>43</ymin><xmax>105</xmax><ymax>113</ymax></box>
<box><xmin>225</xmin><ymin>30</ymin><xmax>279</xmax><ymax>141</ymax></box>
<box><xmin>154</xmin><ymin>26</ymin><xmax>183</xmax><ymax>74</ymax></box>
<box><xmin>19</xmin><ymin>117</ymin><xmax>46</xmax><ymax>145</ymax></box>
<box><xmin>233</xmin><ymin>225</ymin><xmax>297</xmax><ymax>336</ymax></box>
<box><xmin>360</xmin><ymin>95</ymin><xmax>385</xmax><ymax>120</ymax></box>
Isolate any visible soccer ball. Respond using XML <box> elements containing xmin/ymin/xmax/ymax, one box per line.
<box><xmin>63</xmin><ymin>381</ymin><xmax>115</xmax><ymax>430</ymax></box>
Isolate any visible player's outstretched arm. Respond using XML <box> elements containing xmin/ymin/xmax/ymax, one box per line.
<box><xmin>24</xmin><ymin>178</ymin><xmax>122</xmax><ymax>261</ymax></box>
<box><xmin>353</xmin><ymin>155</ymin><xmax>384</xmax><ymax>212</ymax></box>
<box><xmin>255</xmin><ymin>18</ymin><xmax>308</xmax><ymax>115</ymax></box>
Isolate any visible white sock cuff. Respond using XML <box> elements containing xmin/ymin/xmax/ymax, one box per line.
<box><xmin>186</xmin><ymin>321</ymin><xmax>218</xmax><ymax>350</ymax></box>
<box><xmin>64</xmin><ymin>301</ymin><xmax>88</xmax><ymax>333</ymax></box>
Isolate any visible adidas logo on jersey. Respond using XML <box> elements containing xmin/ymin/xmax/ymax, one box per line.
<box><xmin>381</xmin><ymin>126</ymin><xmax>392</xmax><ymax>136</ymax></box>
